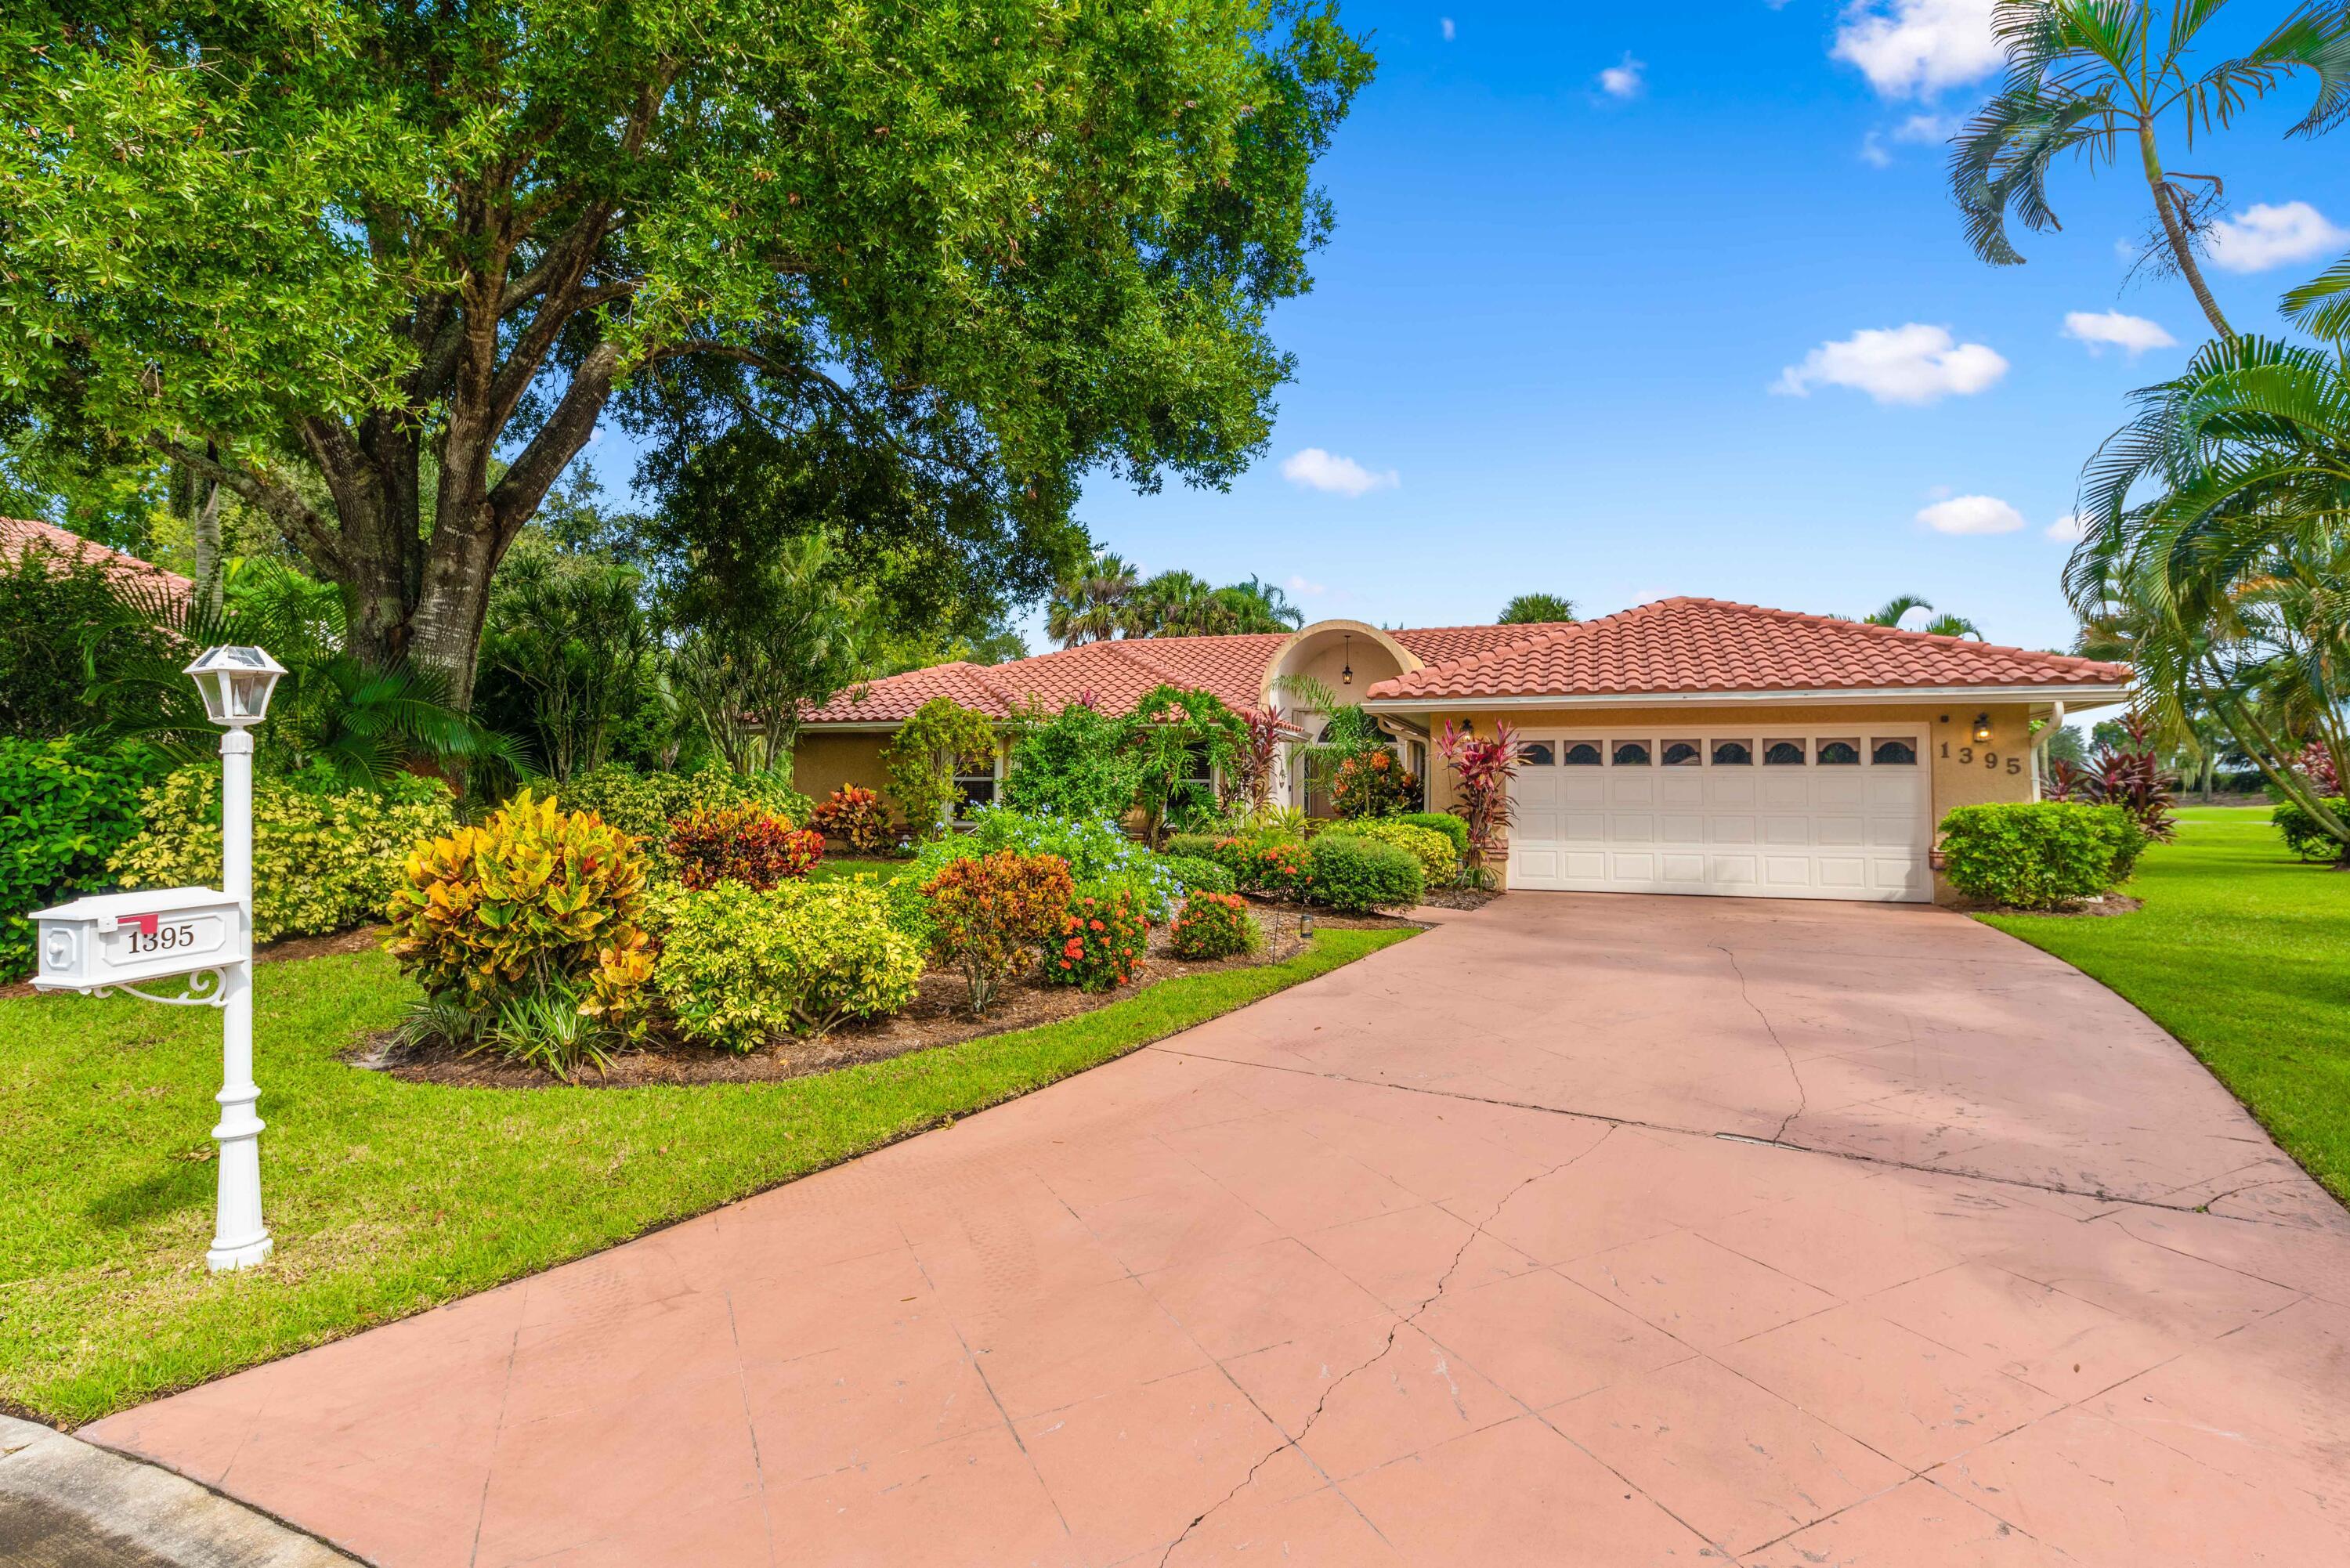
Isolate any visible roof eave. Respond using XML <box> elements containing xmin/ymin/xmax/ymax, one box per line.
<box><xmin>1363</xmin><ymin>682</ymin><xmax>2135</xmax><ymax>712</ymax></box>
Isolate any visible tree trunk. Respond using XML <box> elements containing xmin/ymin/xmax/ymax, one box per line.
<box><xmin>191</xmin><ymin>459</ymin><xmax>222</xmax><ymax>616</ymax></box>
<box><xmin>2140</xmin><ymin>125</ymin><xmax>2233</xmax><ymax>341</ymax></box>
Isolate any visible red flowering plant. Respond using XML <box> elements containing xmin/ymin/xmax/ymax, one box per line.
<box><xmin>1249</xmin><ymin>840</ymin><xmax>1313</xmax><ymax>898</ymax></box>
<box><xmin>666</xmin><ymin>805</ymin><xmax>824</xmax><ymax>891</ymax></box>
<box><xmin>922</xmin><ymin>851</ymin><xmax>1075</xmax><ymax>1017</ymax></box>
<box><xmin>1437</xmin><ymin>720</ymin><xmax>1520</xmax><ymax>889</ymax></box>
<box><xmin>1044</xmin><ymin>887</ymin><xmax>1151</xmax><ymax>991</ymax></box>
<box><xmin>1170</xmin><ymin>891</ymin><xmax>1258</xmax><ymax>960</ymax></box>
<box><xmin>811</xmin><ymin>784</ymin><xmax>893</xmax><ymax>854</ymax></box>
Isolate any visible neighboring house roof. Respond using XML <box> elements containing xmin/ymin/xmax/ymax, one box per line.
<box><xmin>802</xmin><ymin>623</ymin><xmax>1563</xmax><ymax>726</ymax></box>
<box><xmin>2</xmin><ymin>515</ymin><xmax>193</xmax><ymax>605</ymax></box>
<box><xmin>1365</xmin><ymin>598</ymin><xmax>2128</xmax><ymax>704</ymax></box>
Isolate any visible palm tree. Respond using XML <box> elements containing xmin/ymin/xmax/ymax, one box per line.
<box><xmin>2066</xmin><ymin>290</ymin><xmax>2350</xmax><ymax>852</ymax></box>
<box><xmin>1123</xmin><ymin>569</ymin><xmax>1221</xmax><ymax>637</ymax></box>
<box><xmin>1498</xmin><ymin>592</ymin><xmax>1577</xmax><ymax>624</ymax></box>
<box><xmin>1949</xmin><ymin>1</ymin><xmax>2350</xmax><ymax>341</ymax></box>
<box><xmin>1045</xmin><ymin>551</ymin><xmax>1139</xmax><ymax>647</ymax></box>
<box><xmin>1225</xmin><ymin>575</ymin><xmax>1305</xmax><ymax>631</ymax></box>
<box><xmin>1860</xmin><ymin>595</ymin><xmax>1984</xmax><ymax>639</ymax></box>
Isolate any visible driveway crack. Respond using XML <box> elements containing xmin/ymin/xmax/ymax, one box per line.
<box><xmin>1152</xmin><ymin>1128</ymin><xmax>1618</xmax><ymax>1566</ymax></box>
<box><xmin>1716</xmin><ymin>941</ymin><xmax>1806</xmax><ymax>1145</ymax></box>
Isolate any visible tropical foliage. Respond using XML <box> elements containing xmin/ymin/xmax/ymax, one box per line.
<box><xmin>810</xmin><ymin>785</ymin><xmax>895</xmax><ymax>854</ymax></box>
<box><xmin>922</xmin><ymin>851</ymin><xmax>1076</xmax><ymax>1017</ymax></box>
<box><xmin>665</xmin><ymin>806</ymin><xmax>825</xmax><ymax>891</ymax></box>
<box><xmin>1</xmin><ymin>2</ymin><xmax>1372</xmax><ymax>706</ymax></box>
<box><xmin>1859</xmin><ymin>594</ymin><xmax>1983</xmax><ymax>640</ymax></box>
<box><xmin>1948</xmin><ymin>0</ymin><xmax>2350</xmax><ymax>338</ymax></box>
<box><xmin>1045</xmin><ymin>887</ymin><xmax>1152</xmax><ymax>991</ymax></box>
<box><xmin>1303</xmin><ymin>832</ymin><xmax>1423</xmax><ymax>912</ymax></box>
<box><xmin>1497</xmin><ymin>592</ymin><xmax>1577</xmax><ymax>624</ymax></box>
<box><xmin>880</xmin><ymin>699</ymin><xmax>1000</xmax><ymax>839</ymax></box>
<box><xmin>1937</xmin><ymin>801</ymin><xmax>2147</xmax><ymax>910</ymax></box>
<box><xmin>655</xmin><ymin>877</ymin><xmax>923</xmax><ymax>1050</ymax></box>
<box><xmin>113</xmin><ymin>765</ymin><xmax>456</xmax><ymax>945</ymax></box>
<box><xmin>1437</xmin><ymin>720</ymin><xmax>1521</xmax><ymax>887</ymax></box>
<box><xmin>0</xmin><ymin>736</ymin><xmax>169</xmax><ymax>977</ymax></box>
<box><xmin>1045</xmin><ymin>557</ymin><xmax>1306</xmax><ymax>646</ymax></box>
<box><xmin>1170</xmin><ymin>891</ymin><xmax>1260</xmax><ymax>959</ymax></box>
<box><xmin>2064</xmin><ymin>283</ymin><xmax>2350</xmax><ymax>859</ymax></box>
<box><xmin>1000</xmin><ymin>699</ymin><xmax>1144</xmax><ymax>821</ymax></box>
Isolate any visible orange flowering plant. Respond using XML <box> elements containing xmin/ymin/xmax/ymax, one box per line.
<box><xmin>1044</xmin><ymin>887</ymin><xmax>1150</xmax><ymax>992</ymax></box>
<box><xmin>1169</xmin><ymin>891</ymin><xmax>1258</xmax><ymax>960</ymax></box>
<box><xmin>921</xmin><ymin>850</ymin><xmax>1075</xmax><ymax>1017</ymax></box>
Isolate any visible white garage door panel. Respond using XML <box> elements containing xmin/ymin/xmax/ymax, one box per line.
<box><xmin>1509</xmin><ymin>728</ymin><xmax>1931</xmax><ymax>903</ymax></box>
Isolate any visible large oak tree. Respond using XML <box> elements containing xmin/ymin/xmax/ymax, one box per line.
<box><xmin>2</xmin><ymin>2</ymin><xmax>1370</xmax><ymax>704</ymax></box>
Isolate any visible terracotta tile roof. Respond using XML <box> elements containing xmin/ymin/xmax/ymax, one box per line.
<box><xmin>1393</xmin><ymin>623</ymin><xmax>1574</xmax><ymax>667</ymax></box>
<box><xmin>1365</xmin><ymin>598</ymin><xmax>2129</xmax><ymax>703</ymax></box>
<box><xmin>2</xmin><ymin>515</ymin><xmax>193</xmax><ymax>604</ymax></box>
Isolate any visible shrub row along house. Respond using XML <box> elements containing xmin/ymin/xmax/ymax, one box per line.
<box><xmin>796</xmin><ymin>600</ymin><xmax>2131</xmax><ymax>904</ymax></box>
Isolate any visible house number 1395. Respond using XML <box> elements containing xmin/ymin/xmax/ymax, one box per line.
<box><xmin>1941</xmin><ymin>742</ymin><xmax>2022</xmax><ymax>774</ymax></box>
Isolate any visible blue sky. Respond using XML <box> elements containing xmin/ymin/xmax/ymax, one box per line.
<box><xmin>1060</xmin><ymin>0</ymin><xmax>2350</xmax><ymax>652</ymax></box>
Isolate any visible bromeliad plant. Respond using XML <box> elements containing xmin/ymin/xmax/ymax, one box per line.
<box><xmin>922</xmin><ymin>850</ymin><xmax>1076</xmax><ymax>1017</ymax></box>
<box><xmin>1437</xmin><ymin>720</ymin><xmax>1520</xmax><ymax>889</ymax></box>
<box><xmin>384</xmin><ymin>789</ymin><xmax>654</xmax><ymax>1039</ymax></box>
<box><xmin>666</xmin><ymin>804</ymin><xmax>825</xmax><ymax>890</ymax></box>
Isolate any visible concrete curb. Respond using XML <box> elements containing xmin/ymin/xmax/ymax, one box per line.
<box><xmin>0</xmin><ymin>1415</ymin><xmax>360</xmax><ymax>1567</ymax></box>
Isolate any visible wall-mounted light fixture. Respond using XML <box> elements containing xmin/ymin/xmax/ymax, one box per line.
<box><xmin>1972</xmin><ymin>712</ymin><xmax>1994</xmax><ymax>743</ymax></box>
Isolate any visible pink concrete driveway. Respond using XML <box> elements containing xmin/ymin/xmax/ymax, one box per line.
<box><xmin>89</xmin><ymin>895</ymin><xmax>2350</xmax><ymax>1566</ymax></box>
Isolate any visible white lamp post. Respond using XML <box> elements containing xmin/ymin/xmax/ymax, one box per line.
<box><xmin>182</xmin><ymin>645</ymin><xmax>285</xmax><ymax>1270</ymax></box>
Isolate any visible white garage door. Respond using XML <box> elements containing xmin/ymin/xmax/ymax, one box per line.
<box><xmin>1508</xmin><ymin>729</ymin><xmax>1932</xmax><ymax>902</ymax></box>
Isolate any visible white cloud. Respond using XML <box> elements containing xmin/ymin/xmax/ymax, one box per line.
<box><xmin>1896</xmin><ymin>112</ymin><xmax>1958</xmax><ymax>143</ymax></box>
<box><xmin>1280</xmin><ymin>448</ymin><xmax>1398</xmax><ymax>497</ymax></box>
<box><xmin>2062</xmin><ymin>310</ymin><xmax>2177</xmax><ymax>356</ymax></box>
<box><xmin>2046</xmin><ymin>512</ymin><xmax>2088</xmax><ymax>542</ymax></box>
<box><xmin>1597</xmin><ymin>53</ymin><xmax>1645</xmax><ymax>99</ymax></box>
<box><xmin>1833</xmin><ymin>0</ymin><xmax>2001</xmax><ymax>98</ymax></box>
<box><xmin>1284</xmin><ymin>573</ymin><xmax>1328</xmax><ymax>597</ymax></box>
<box><xmin>2205</xmin><ymin>201</ymin><xmax>2350</xmax><ymax>273</ymax></box>
<box><xmin>1918</xmin><ymin>494</ymin><xmax>2026</xmax><ymax>535</ymax></box>
<box><xmin>1860</xmin><ymin>132</ymin><xmax>1893</xmax><ymax>168</ymax></box>
<box><xmin>1773</xmin><ymin>323</ymin><xmax>2008</xmax><ymax>404</ymax></box>
<box><xmin>1441</xmin><ymin>16</ymin><xmax>1455</xmax><ymax>42</ymax></box>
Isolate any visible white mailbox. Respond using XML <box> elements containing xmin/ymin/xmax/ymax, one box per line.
<box><xmin>33</xmin><ymin>887</ymin><xmax>248</xmax><ymax>995</ymax></box>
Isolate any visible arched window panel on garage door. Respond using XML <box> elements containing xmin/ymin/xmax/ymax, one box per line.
<box><xmin>1817</xmin><ymin>738</ymin><xmax>1861</xmax><ymax>765</ymax></box>
<box><xmin>1518</xmin><ymin>740</ymin><xmax>1556</xmax><ymax>766</ymax></box>
<box><xmin>1661</xmin><ymin>739</ymin><xmax>1702</xmax><ymax>766</ymax></box>
<box><xmin>1563</xmin><ymin>742</ymin><xmax>1603</xmax><ymax>765</ymax></box>
<box><xmin>1871</xmin><ymin>737</ymin><xmax>1918</xmax><ymax>764</ymax></box>
<box><xmin>1711</xmin><ymin>739</ymin><xmax>1753</xmax><ymax>765</ymax></box>
<box><xmin>1611</xmin><ymin>740</ymin><xmax>1652</xmax><ymax>766</ymax></box>
<box><xmin>1763</xmin><ymin>739</ymin><xmax>1807</xmax><ymax>765</ymax></box>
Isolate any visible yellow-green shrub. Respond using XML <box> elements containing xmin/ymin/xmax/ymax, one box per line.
<box><xmin>110</xmin><ymin>766</ymin><xmax>456</xmax><ymax>943</ymax></box>
<box><xmin>1320</xmin><ymin>818</ymin><xmax>1456</xmax><ymax>884</ymax></box>
<box><xmin>656</xmin><ymin>877</ymin><xmax>922</xmax><ymax>1050</ymax></box>
<box><xmin>383</xmin><ymin>789</ymin><xmax>653</xmax><ymax>1030</ymax></box>
<box><xmin>545</xmin><ymin>763</ymin><xmax>810</xmax><ymax>880</ymax></box>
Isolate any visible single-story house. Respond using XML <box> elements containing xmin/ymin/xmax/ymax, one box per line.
<box><xmin>3</xmin><ymin>515</ymin><xmax>193</xmax><ymax>605</ymax></box>
<box><xmin>794</xmin><ymin>598</ymin><xmax>2131</xmax><ymax>905</ymax></box>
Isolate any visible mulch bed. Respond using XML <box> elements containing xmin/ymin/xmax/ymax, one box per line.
<box><xmin>1965</xmin><ymin>893</ymin><xmax>2145</xmax><ymax>918</ymax></box>
<box><xmin>352</xmin><ymin>905</ymin><xmax>1417</xmax><ymax>1090</ymax></box>
<box><xmin>1416</xmin><ymin>885</ymin><xmax>1501</xmax><ymax>912</ymax></box>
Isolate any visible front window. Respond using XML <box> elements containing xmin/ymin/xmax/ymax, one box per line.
<box><xmin>953</xmin><ymin>754</ymin><xmax>1000</xmax><ymax>815</ymax></box>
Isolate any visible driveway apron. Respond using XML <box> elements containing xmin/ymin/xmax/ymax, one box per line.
<box><xmin>85</xmin><ymin>895</ymin><xmax>2350</xmax><ymax>1566</ymax></box>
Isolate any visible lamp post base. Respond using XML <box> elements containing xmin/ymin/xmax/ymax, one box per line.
<box><xmin>206</xmin><ymin>1233</ymin><xmax>273</xmax><ymax>1271</ymax></box>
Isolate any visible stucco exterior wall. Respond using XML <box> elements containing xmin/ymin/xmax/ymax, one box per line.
<box><xmin>1407</xmin><ymin>701</ymin><xmax>2042</xmax><ymax>901</ymax></box>
<box><xmin>793</xmin><ymin>732</ymin><xmax>891</xmax><ymax>801</ymax></box>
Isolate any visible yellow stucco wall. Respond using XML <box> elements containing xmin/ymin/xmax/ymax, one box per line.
<box><xmin>1410</xmin><ymin>701</ymin><xmax>2041</xmax><ymax>901</ymax></box>
<box><xmin>793</xmin><ymin>733</ymin><xmax>891</xmax><ymax>802</ymax></box>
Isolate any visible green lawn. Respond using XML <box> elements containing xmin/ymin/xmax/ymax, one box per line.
<box><xmin>805</xmin><ymin>855</ymin><xmax>913</xmax><ymax>884</ymax></box>
<box><xmin>1980</xmin><ymin>806</ymin><xmax>2350</xmax><ymax>1207</ymax></box>
<box><xmin>0</xmin><ymin>927</ymin><xmax>1413</xmax><ymax>1426</ymax></box>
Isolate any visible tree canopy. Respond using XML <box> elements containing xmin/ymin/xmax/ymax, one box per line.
<box><xmin>1</xmin><ymin>2</ymin><xmax>1373</xmax><ymax>703</ymax></box>
<box><xmin>1497</xmin><ymin>593</ymin><xmax>1576</xmax><ymax>625</ymax></box>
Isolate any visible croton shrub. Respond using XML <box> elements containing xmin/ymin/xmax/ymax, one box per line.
<box><xmin>811</xmin><ymin>784</ymin><xmax>894</xmax><ymax>854</ymax></box>
<box><xmin>553</xmin><ymin>761</ymin><xmax>809</xmax><ymax>873</ymax></box>
<box><xmin>383</xmin><ymin>789</ymin><xmax>653</xmax><ymax>1033</ymax></box>
<box><xmin>923</xmin><ymin>850</ymin><xmax>1076</xmax><ymax>1017</ymax></box>
<box><xmin>655</xmin><ymin>877</ymin><xmax>922</xmax><ymax>1050</ymax></box>
<box><xmin>666</xmin><ymin>805</ymin><xmax>824</xmax><ymax>890</ymax></box>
